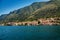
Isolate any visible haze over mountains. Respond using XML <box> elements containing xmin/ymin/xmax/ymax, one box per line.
<box><xmin>0</xmin><ymin>0</ymin><xmax>60</xmax><ymax>23</ymax></box>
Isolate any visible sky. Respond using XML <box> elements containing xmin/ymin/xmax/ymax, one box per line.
<box><xmin>0</xmin><ymin>0</ymin><xmax>50</xmax><ymax>15</ymax></box>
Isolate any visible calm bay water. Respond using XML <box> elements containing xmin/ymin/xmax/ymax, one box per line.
<box><xmin>0</xmin><ymin>25</ymin><xmax>60</xmax><ymax>40</ymax></box>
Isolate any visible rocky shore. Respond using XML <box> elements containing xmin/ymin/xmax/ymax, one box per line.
<box><xmin>0</xmin><ymin>17</ymin><xmax>60</xmax><ymax>26</ymax></box>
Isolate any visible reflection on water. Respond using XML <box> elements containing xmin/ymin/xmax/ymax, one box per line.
<box><xmin>0</xmin><ymin>25</ymin><xmax>60</xmax><ymax>40</ymax></box>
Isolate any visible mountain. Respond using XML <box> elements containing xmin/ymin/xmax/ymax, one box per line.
<box><xmin>51</xmin><ymin>0</ymin><xmax>60</xmax><ymax>6</ymax></box>
<box><xmin>0</xmin><ymin>0</ymin><xmax>60</xmax><ymax>23</ymax></box>
<box><xmin>27</xmin><ymin>3</ymin><xmax>60</xmax><ymax>20</ymax></box>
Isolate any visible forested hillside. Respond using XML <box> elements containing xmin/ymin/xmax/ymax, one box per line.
<box><xmin>0</xmin><ymin>0</ymin><xmax>60</xmax><ymax>23</ymax></box>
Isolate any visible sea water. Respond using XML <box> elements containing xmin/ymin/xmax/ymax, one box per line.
<box><xmin>0</xmin><ymin>25</ymin><xmax>60</xmax><ymax>40</ymax></box>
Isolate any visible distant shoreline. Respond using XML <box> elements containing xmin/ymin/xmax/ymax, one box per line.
<box><xmin>0</xmin><ymin>17</ymin><xmax>60</xmax><ymax>26</ymax></box>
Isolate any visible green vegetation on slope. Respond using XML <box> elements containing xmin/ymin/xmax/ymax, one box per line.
<box><xmin>0</xmin><ymin>0</ymin><xmax>60</xmax><ymax>23</ymax></box>
<box><xmin>27</xmin><ymin>4</ymin><xmax>60</xmax><ymax>20</ymax></box>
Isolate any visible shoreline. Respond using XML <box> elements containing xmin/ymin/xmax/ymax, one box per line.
<box><xmin>0</xmin><ymin>17</ymin><xmax>60</xmax><ymax>26</ymax></box>
<box><xmin>0</xmin><ymin>23</ymin><xmax>60</xmax><ymax>26</ymax></box>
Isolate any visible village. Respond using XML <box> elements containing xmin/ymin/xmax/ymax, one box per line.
<box><xmin>0</xmin><ymin>17</ymin><xmax>60</xmax><ymax>26</ymax></box>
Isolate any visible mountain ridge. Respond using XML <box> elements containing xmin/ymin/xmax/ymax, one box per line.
<box><xmin>0</xmin><ymin>0</ymin><xmax>60</xmax><ymax>23</ymax></box>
